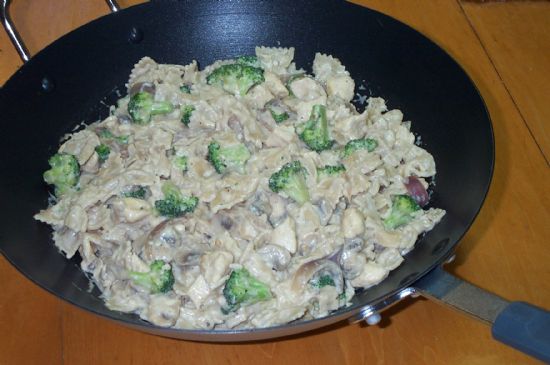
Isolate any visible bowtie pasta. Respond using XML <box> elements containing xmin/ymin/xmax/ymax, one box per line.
<box><xmin>35</xmin><ymin>47</ymin><xmax>445</xmax><ymax>329</ymax></box>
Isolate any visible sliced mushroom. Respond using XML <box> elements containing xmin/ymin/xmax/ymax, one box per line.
<box><xmin>257</xmin><ymin>244</ymin><xmax>291</xmax><ymax>271</ymax></box>
<box><xmin>136</xmin><ymin>219</ymin><xmax>206</xmax><ymax>262</ymax></box>
<box><xmin>268</xmin><ymin>193</ymin><xmax>287</xmax><ymax>227</ymax></box>
<box><xmin>328</xmin><ymin>196</ymin><xmax>348</xmax><ymax>225</ymax></box>
<box><xmin>292</xmin><ymin>259</ymin><xmax>344</xmax><ymax>294</ymax></box>
<box><xmin>297</xmin><ymin>232</ymin><xmax>320</xmax><ymax>257</ymax></box>
<box><xmin>116</xmin><ymin>114</ymin><xmax>133</xmax><ymax>125</ymax></box>
<box><xmin>227</xmin><ymin>115</ymin><xmax>244</xmax><ymax>141</ymax></box>
<box><xmin>218</xmin><ymin>215</ymin><xmax>234</xmax><ymax>231</ymax></box>
<box><xmin>340</xmin><ymin>238</ymin><xmax>365</xmax><ymax>280</ymax></box>
<box><xmin>248</xmin><ymin>190</ymin><xmax>272</xmax><ymax>217</ymax></box>
<box><xmin>176</xmin><ymin>250</ymin><xmax>203</xmax><ymax>267</ymax></box>
<box><xmin>225</xmin><ymin>206</ymin><xmax>272</xmax><ymax>242</ymax></box>
<box><xmin>314</xmin><ymin>199</ymin><xmax>333</xmax><ymax>226</ymax></box>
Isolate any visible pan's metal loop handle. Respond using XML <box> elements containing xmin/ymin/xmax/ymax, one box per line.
<box><xmin>0</xmin><ymin>0</ymin><xmax>30</xmax><ymax>62</ymax></box>
<box><xmin>105</xmin><ymin>0</ymin><xmax>121</xmax><ymax>13</ymax></box>
<box><xmin>0</xmin><ymin>0</ymin><xmax>122</xmax><ymax>63</ymax></box>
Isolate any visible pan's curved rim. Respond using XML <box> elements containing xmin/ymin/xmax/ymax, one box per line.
<box><xmin>0</xmin><ymin>0</ymin><xmax>495</xmax><ymax>341</ymax></box>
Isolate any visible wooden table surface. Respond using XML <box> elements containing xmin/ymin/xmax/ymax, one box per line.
<box><xmin>1</xmin><ymin>1</ymin><xmax>549</xmax><ymax>364</ymax></box>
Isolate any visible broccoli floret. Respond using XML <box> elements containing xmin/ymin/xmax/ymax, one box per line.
<box><xmin>122</xmin><ymin>185</ymin><xmax>149</xmax><ymax>199</ymax></box>
<box><xmin>236</xmin><ymin>55</ymin><xmax>260</xmax><ymax>68</ymax></box>
<box><xmin>181</xmin><ymin>105</ymin><xmax>195</xmax><ymax>126</ymax></box>
<box><xmin>297</xmin><ymin>104</ymin><xmax>334</xmax><ymax>152</ymax></box>
<box><xmin>268</xmin><ymin>161</ymin><xmax>310</xmax><ymax>205</ymax></box>
<box><xmin>129</xmin><ymin>260</ymin><xmax>175</xmax><ymax>294</ymax></box>
<box><xmin>95</xmin><ymin>144</ymin><xmax>110</xmax><ymax>162</ymax></box>
<box><xmin>172</xmin><ymin>155</ymin><xmax>188</xmax><ymax>172</ymax></box>
<box><xmin>310</xmin><ymin>274</ymin><xmax>336</xmax><ymax>289</ymax></box>
<box><xmin>98</xmin><ymin>128</ymin><xmax>129</xmax><ymax>144</ymax></box>
<box><xmin>317</xmin><ymin>164</ymin><xmax>346</xmax><ymax>180</ymax></box>
<box><xmin>270</xmin><ymin>106</ymin><xmax>289</xmax><ymax>124</ymax></box>
<box><xmin>383</xmin><ymin>194</ymin><xmax>421</xmax><ymax>230</ymax></box>
<box><xmin>206</xmin><ymin>63</ymin><xmax>265</xmax><ymax>96</ymax></box>
<box><xmin>127</xmin><ymin>91</ymin><xmax>174</xmax><ymax>124</ymax></box>
<box><xmin>43</xmin><ymin>153</ymin><xmax>80</xmax><ymax>196</ymax></box>
<box><xmin>222</xmin><ymin>268</ymin><xmax>272</xmax><ymax>313</ymax></box>
<box><xmin>154</xmin><ymin>181</ymin><xmax>198</xmax><ymax>218</ymax></box>
<box><xmin>180</xmin><ymin>85</ymin><xmax>191</xmax><ymax>94</ymax></box>
<box><xmin>207</xmin><ymin>141</ymin><xmax>251</xmax><ymax>174</ymax></box>
<box><xmin>342</xmin><ymin>138</ymin><xmax>378</xmax><ymax>157</ymax></box>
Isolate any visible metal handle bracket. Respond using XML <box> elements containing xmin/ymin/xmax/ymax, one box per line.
<box><xmin>413</xmin><ymin>266</ymin><xmax>510</xmax><ymax>324</ymax></box>
<box><xmin>0</xmin><ymin>0</ymin><xmax>121</xmax><ymax>63</ymax></box>
<box><xmin>0</xmin><ymin>0</ymin><xmax>30</xmax><ymax>62</ymax></box>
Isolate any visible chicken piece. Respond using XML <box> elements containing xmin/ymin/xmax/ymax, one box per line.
<box><xmin>341</xmin><ymin>208</ymin><xmax>365</xmax><ymax>239</ymax></box>
<box><xmin>200</xmin><ymin>251</ymin><xmax>233</xmax><ymax>288</ymax></box>
<box><xmin>270</xmin><ymin>216</ymin><xmax>297</xmax><ymax>254</ymax></box>
<box><xmin>350</xmin><ymin>262</ymin><xmax>389</xmax><ymax>288</ymax></box>
<box><xmin>143</xmin><ymin>294</ymin><xmax>181</xmax><ymax>327</ymax></box>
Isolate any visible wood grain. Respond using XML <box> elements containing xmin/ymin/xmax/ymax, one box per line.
<box><xmin>460</xmin><ymin>1</ymin><xmax>550</xmax><ymax>163</ymax></box>
<box><xmin>1</xmin><ymin>0</ymin><xmax>549</xmax><ymax>364</ymax></box>
<box><xmin>0</xmin><ymin>257</ymin><xmax>62</xmax><ymax>365</ymax></box>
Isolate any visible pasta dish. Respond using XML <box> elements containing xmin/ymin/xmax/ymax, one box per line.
<box><xmin>35</xmin><ymin>47</ymin><xmax>445</xmax><ymax>329</ymax></box>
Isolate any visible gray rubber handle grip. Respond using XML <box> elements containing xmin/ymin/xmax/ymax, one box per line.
<box><xmin>492</xmin><ymin>301</ymin><xmax>550</xmax><ymax>364</ymax></box>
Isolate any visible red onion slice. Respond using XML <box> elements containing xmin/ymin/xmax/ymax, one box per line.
<box><xmin>404</xmin><ymin>176</ymin><xmax>429</xmax><ymax>207</ymax></box>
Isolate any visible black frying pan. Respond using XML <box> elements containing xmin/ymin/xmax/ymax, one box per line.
<box><xmin>1</xmin><ymin>0</ymin><xmax>549</xmax><ymax>362</ymax></box>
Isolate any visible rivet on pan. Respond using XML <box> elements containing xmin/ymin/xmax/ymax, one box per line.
<box><xmin>41</xmin><ymin>76</ymin><xmax>55</xmax><ymax>92</ymax></box>
<box><xmin>445</xmin><ymin>253</ymin><xmax>456</xmax><ymax>264</ymax></box>
<box><xmin>431</xmin><ymin>238</ymin><xmax>450</xmax><ymax>255</ymax></box>
<box><xmin>365</xmin><ymin>312</ymin><xmax>382</xmax><ymax>326</ymax></box>
<box><xmin>129</xmin><ymin>27</ymin><xmax>144</xmax><ymax>44</ymax></box>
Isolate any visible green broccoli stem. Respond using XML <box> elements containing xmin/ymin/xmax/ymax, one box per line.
<box><xmin>284</xmin><ymin>173</ymin><xmax>310</xmax><ymax>205</ymax></box>
<box><xmin>298</xmin><ymin>104</ymin><xmax>334</xmax><ymax>152</ymax></box>
<box><xmin>151</xmin><ymin>102</ymin><xmax>174</xmax><ymax>114</ymax></box>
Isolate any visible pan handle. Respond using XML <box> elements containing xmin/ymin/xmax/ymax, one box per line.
<box><xmin>0</xmin><ymin>0</ymin><xmax>121</xmax><ymax>63</ymax></box>
<box><xmin>0</xmin><ymin>0</ymin><xmax>29</xmax><ymax>62</ymax></box>
<box><xmin>105</xmin><ymin>0</ymin><xmax>121</xmax><ymax>13</ymax></box>
<box><xmin>414</xmin><ymin>266</ymin><xmax>550</xmax><ymax>363</ymax></box>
